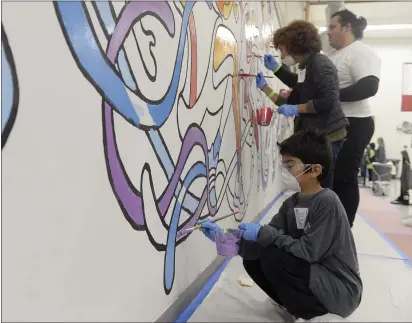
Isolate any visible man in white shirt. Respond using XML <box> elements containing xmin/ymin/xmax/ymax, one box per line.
<box><xmin>321</xmin><ymin>3</ymin><xmax>382</xmax><ymax>227</ymax></box>
<box><xmin>327</xmin><ymin>13</ymin><xmax>381</xmax><ymax>118</ymax></box>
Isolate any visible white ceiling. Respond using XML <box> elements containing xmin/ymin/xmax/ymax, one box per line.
<box><xmin>309</xmin><ymin>1</ymin><xmax>412</xmax><ymax>39</ymax></box>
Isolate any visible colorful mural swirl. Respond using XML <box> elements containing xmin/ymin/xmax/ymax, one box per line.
<box><xmin>2</xmin><ymin>1</ymin><xmax>289</xmax><ymax>295</ymax></box>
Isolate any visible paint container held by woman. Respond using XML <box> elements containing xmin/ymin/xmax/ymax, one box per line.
<box><xmin>256</xmin><ymin>107</ymin><xmax>274</xmax><ymax>126</ymax></box>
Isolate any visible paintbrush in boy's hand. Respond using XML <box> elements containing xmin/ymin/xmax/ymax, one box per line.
<box><xmin>185</xmin><ymin>211</ymin><xmax>239</xmax><ymax>233</ymax></box>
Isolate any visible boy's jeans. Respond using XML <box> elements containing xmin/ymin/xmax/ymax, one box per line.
<box><xmin>242</xmin><ymin>244</ymin><xmax>328</xmax><ymax>320</ymax></box>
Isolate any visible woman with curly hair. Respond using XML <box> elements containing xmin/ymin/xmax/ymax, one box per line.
<box><xmin>256</xmin><ymin>20</ymin><xmax>348</xmax><ymax>190</ymax></box>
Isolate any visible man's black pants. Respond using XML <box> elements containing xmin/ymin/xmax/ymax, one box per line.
<box><xmin>243</xmin><ymin>245</ymin><xmax>328</xmax><ymax>320</ymax></box>
<box><xmin>320</xmin><ymin>139</ymin><xmax>344</xmax><ymax>190</ymax></box>
<box><xmin>333</xmin><ymin>117</ymin><xmax>375</xmax><ymax>227</ymax></box>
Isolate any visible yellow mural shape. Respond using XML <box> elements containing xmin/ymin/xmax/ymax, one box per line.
<box><xmin>213</xmin><ymin>26</ymin><xmax>241</xmax><ymax>167</ymax></box>
<box><xmin>217</xmin><ymin>1</ymin><xmax>239</xmax><ymax>20</ymax></box>
<box><xmin>233</xmin><ymin>3</ymin><xmax>239</xmax><ymax>18</ymax></box>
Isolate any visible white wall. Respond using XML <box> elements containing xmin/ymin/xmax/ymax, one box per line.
<box><xmin>364</xmin><ymin>38</ymin><xmax>412</xmax><ymax>159</ymax></box>
<box><xmin>1</xmin><ymin>2</ymin><xmax>291</xmax><ymax>321</ymax></box>
<box><xmin>276</xmin><ymin>1</ymin><xmax>305</xmax><ymax>25</ymax></box>
<box><xmin>310</xmin><ymin>1</ymin><xmax>412</xmax><ymax>30</ymax></box>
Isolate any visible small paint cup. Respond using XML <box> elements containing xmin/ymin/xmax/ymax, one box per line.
<box><xmin>215</xmin><ymin>229</ymin><xmax>244</xmax><ymax>257</ymax></box>
<box><xmin>256</xmin><ymin>107</ymin><xmax>273</xmax><ymax>126</ymax></box>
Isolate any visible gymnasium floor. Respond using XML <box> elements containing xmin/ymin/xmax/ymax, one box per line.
<box><xmin>187</xmin><ymin>184</ymin><xmax>412</xmax><ymax>322</ymax></box>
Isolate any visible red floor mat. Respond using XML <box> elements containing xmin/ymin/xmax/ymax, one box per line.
<box><xmin>358</xmin><ymin>190</ymin><xmax>412</xmax><ymax>262</ymax></box>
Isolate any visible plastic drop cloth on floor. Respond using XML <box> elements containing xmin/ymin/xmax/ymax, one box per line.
<box><xmin>188</xmin><ymin>256</ymin><xmax>296</xmax><ymax>322</ymax></box>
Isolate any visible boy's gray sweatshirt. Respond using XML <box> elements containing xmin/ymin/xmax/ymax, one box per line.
<box><xmin>240</xmin><ymin>189</ymin><xmax>362</xmax><ymax>318</ymax></box>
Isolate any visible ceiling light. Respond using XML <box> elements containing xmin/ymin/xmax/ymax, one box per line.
<box><xmin>318</xmin><ymin>24</ymin><xmax>412</xmax><ymax>33</ymax></box>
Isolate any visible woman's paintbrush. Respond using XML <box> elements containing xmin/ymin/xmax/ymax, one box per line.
<box><xmin>238</xmin><ymin>73</ymin><xmax>275</xmax><ymax>78</ymax></box>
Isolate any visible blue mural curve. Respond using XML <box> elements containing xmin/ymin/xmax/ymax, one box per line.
<box><xmin>1</xmin><ymin>26</ymin><xmax>19</xmax><ymax>149</ymax></box>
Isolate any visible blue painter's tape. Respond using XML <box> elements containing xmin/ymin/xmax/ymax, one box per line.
<box><xmin>175</xmin><ymin>257</ymin><xmax>231</xmax><ymax>323</ymax></box>
<box><xmin>357</xmin><ymin>253</ymin><xmax>408</xmax><ymax>262</ymax></box>
<box><xmin>175</xmin><ymin>191</ymin><xmax>285</xmax><ymax>323</ymax></box>
<box><xmin>257</xmin><ymin>192</ymin><xmax>284</xmax><ymax>224</ymax></box>
<box><xmin>358</xmin><ymin>212</ymin><xmax>411</xmax><ymax>267</ymax></box>
<box><xmin>381</xmin><ymin>231</ymin><xmax>412</xmax><ymax>236</ymax></box>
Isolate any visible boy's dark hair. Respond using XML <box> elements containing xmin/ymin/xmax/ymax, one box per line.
<box><xmin>331</xmin><ymin>9</ymin><xmax>368</xmax><ymax>40</ymax></box>
<box><xmin>370</xmin><ymin>142</ymin><xmax>376</xmax><ymax>150</ymax></box>
<box><xmin>272</xmin><ymin>20</ymin><xmax>322</xmax><ymax>56</ymax></box>
<box><xmin>278</xmin><ymin>126</ymin><xmax>332</xmax><ymax>181</ymax></box>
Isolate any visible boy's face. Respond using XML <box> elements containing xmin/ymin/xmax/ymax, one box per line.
<box><xmin>281</xmin><ymin>155</ymin><xmax>322</xmax><ymax>186</ymax></box>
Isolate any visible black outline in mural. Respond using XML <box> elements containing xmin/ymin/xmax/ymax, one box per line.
<box><xmin>101</xmin><ymin>104</ymin><xmax>145</xmax><ymax>231</ymax></box>
<box><xmin>112</xmin><ymin>1</ymin><xmax>177</xmax><ymax>108</ymax></box>
<box><xmin>1</xmin><ymin>26</ymin><xmax>20</xmax><ymax>149</ymax></box>
<box><xmin>54</xmin><ymin>1</ymin><xmax>176</xmax><ymax>129</ymax></box>
<box><xmin>89</xmin><ymin>1</ymin><xmax>204</xmax><ymax>231</ymax></box>
<box><xmin>176</xmin><ymin>17</ymin><xmax>222</xmax><ymax>141</ymax></box>
<box><xmin>132</xmin><ymin>20</ymin><xmax>157</xmax><ymax>83</ymax></box>
<box><xmin>91</xmin><ymin>1</ymin><xmax>139</xmax><ymax>91</ymax></box>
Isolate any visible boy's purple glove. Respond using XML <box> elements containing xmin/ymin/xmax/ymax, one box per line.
<box><xmin>278</xmin><ymin>104</ymin><xmax>299</xmax><ymax>117</ymax></box>
<box><xmin>238</xmin><ymin>223</ymin><xmax>261</xmax><ymax>241</ymax></box>
<box><xmin>197</xmin><ymin>219</ymin><xmax>222</xmax><ymax>242</ymax></box>
<box><xmin>256</xmin><ymin>72</ymin><xmax>267</xmax><ymax>90</ymax></box>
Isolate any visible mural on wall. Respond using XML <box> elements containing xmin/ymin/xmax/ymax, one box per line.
<box><xmin>1</xmin><ymin>26</ymin><xmax>19</xmax><ymax>149</ymax></box>
<box><xmin>2</xmin><ymin>1</ymin><xmax>289</xmax><ymax>296</ymax></box>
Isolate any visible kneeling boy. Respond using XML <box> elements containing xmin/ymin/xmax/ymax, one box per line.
<box><xmin>199</xmin><ymin>126</ymin><xmax>362</xmax><ymax>320</ymax></box>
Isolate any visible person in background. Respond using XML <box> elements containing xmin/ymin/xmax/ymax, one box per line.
<box><xmin>256</xmin><ymin>20</ymin><xmax>348</xmax><ymax>190</ymax></box>
<box><xmin>360</xmin><ymin>147</ymin><xmax>368</xmax><ymax>186</ymax></box>
<box><xmin>366</xmin><ymin>142</ymin><xmax>376</xmax><ymax>182</ymax></box>
<box><xmin>376</xmin><ymin>137</ymin><xmax>387</xmax><ymax>163</ymax></box>
<box><xmin>392</xmin><ymin>146</ymin><xmax>411</xmax><ymax>206</ymax></box>
<box><xmin>361</xmin><ymin>143</ymin><xmax>376</xmax><ymax>186</ymax></box>
<box><xmin>324</xmin><ymin>6</ymin><xmax>381</xmax><ymax>227</ymax></box>
<box><xmin>363</xmin><ymin>142</ymin><xmax>376</xmax><ymax>186</ymax></box>
<box><xmin>197</xmin><ymin>127</ymin><xmax>362</xmax><ymax>321</ymax></box>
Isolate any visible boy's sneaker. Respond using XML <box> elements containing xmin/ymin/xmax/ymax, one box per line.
<box><xmin>266</xmin><ymin>298</ymin><xmax>297</xmax><ymax>321</ymax></box>
<box><xmin>266</xmin><ymin>299</ymin><xmax>347</xmax><ymax>322</ymax></box>
<box><xmin>295</xmin><ymin>313</ymin><xmax>348</xmax><ymax>322</ymax></box>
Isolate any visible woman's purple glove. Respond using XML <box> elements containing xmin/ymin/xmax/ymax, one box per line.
<box><xmin>256</xmin><ymin>72</ymin><xmax>267</xmax><ymax>90</ymax></box>
<box><xmin>264</xmin><ymin>54</ymin><xmax>280</xmax><ymax>71</ymax></box>
<box><xmin>238</xmin><ymin>223</ymin><xmax>261</xmax><ymax>241</ymax></box>
<box><xmin>197</xmin><ymin>219</ymin><xmax>222</xmax><ymax>242</ymax></box>
<box><xmin>278</xmin><ymin>104</ymin><xmax>299</xmax><ymax>117</ymax></box>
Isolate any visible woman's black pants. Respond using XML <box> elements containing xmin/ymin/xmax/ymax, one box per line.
<box><xmin>333</xmin><ymin>117</ymin><xmax>375</xmax><ymax>227</ymax></box>
<box><xmin>243</xmin><ymin>245</ymin><xmax>328</xmax><ymax>320</ymax></box>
